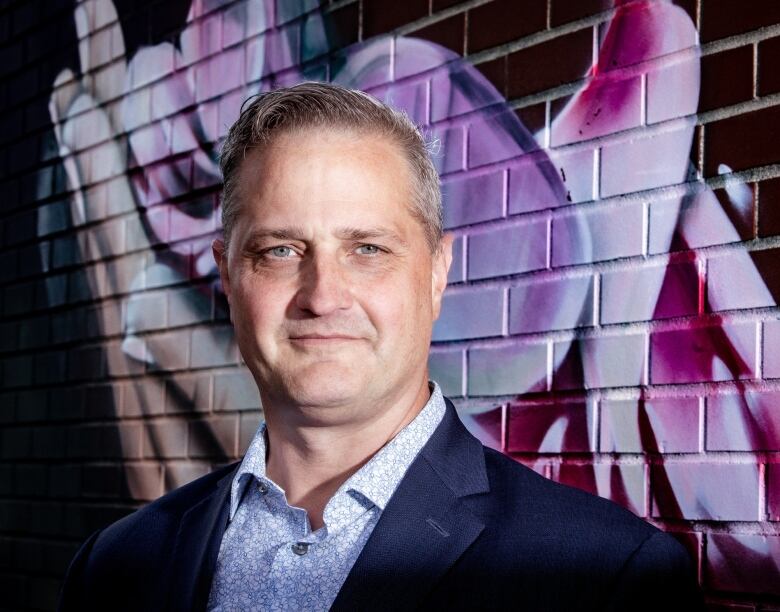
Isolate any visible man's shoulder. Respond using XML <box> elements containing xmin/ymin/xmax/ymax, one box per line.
<box><xmin>478</xmin><ymin>445</ymin><xmax>671</xmax><ymax>552</ymax></box>
<box><xmin>93</xmin><ymin>462</ymin><xmax>237</xmax><ymax>557</ymax></box>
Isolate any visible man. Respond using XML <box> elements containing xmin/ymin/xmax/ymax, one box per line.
<box><xmin>58</xmin><ymin>82</ymin><xmax>703</xmax><ymax>611</ymax></box>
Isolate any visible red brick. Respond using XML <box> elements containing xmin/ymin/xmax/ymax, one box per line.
<box><xmin>325</xmin><ymin>3</ymin><xmax>359</xmax><ymax>48</ymax></box>
<box><xmin>699</xmin><ymin>46</ymin><xmax>753</xmax><ymax>113</ymax></box>
<box><xmin>409</xmin><ymin>13</ymin><xmax>465</xmax><ymax>55</ymax></box>
<box><xmin>704</xmin><ymin>104</ymin><xmax>780</xmax><ymax>177</ymax></box>
<box><xmin>649</xmin><ymin>323</ymin><xmax>756</xmax><ymax>385</ymax></box>
<box><xmin>164</xmin><ymin>462</ymin><xmax>211</xmax><ymax>492</ymax></box>
<box><xmin>434</xmin><ymin>0</ymin><xmax>465</xmax><ymax>8</ymax></box>
<box><xmin>707</xmin><ymin>391</ymin><xmax>780</xmax><ymax>451</ymax></box>
<box><xmin>554</xmin><ymin>463</ymin><xmax>646</xmax><ymax>516</ymax></box>
<box><xmin>507</xmin><ymin>28</ymin><xmax>593</xmax><ymax>99</ymax></box>
<box><xmin>768</xmin><ymin>463</ymin><xmax>780</xmax><ymax>521</ymax></box>
<box><xmin>188</xmin><ymin>416</ymin><xmax>238</xmax><ymax>459</ymax></box>
<box><xmin>758</xmin><ymin>35</ymin><xmax>780</xmax><ymax>96</ymax></box>
<box><xmin>508</xmin><ymin>401</ymin><xmax>593</xmax><ymax>453</ymax></box>
<box><xmin>467</xmin><ymin>0</ymin><xmax>546</xmax><ymax>54</ymax></box>
<box><xmin>701</xmin><ymin>0</ymin><xmax>780</xmax><ymax>43</ymax></box>
<box><xmin>124</xmin><ymin>464</ymin><xmax>163</xmax><ymax>501</ymax></box>
<box><xmin>550</xmin><ymin>0</ymin><xmax>612</xmax><ymax>27</ymax></box>
<box><xmin>363</xmin><ymin>0</ymin><xmax>428</xmax><ymax>37</ymax></box>
<box><xmin>144</xmin><ymin>421</ymin><xmax>187</xmax><ymax>459</ymax></box>
<box><xmin>82</xmin><ymin>465</ymin><xmax>121</xmax><ymax>498</ymax></box>
<box><xmin>476</xmin><ymin>57</ymin><xmax>507</xmax><ymax>98</ymax></box>
<box><xmin>515</xmin><ymin>102</ymin><xmax>546</xmax><ymax>136</ymax></box>
<box><xmin>758</xmin><ymin>176</ymin><xmax>780</xmax><ymax>238</ymax></box>
<box><xmin>705</xmin><ymin>534</ymin><xmax>780</xmax><ymax>596</ymax></box>
<box><xmin>600</xmin><ymin>398</ymin><xmax>700</xmax><ymax>453</ymax></box>
<box><xmin>651</xmin><ymin>463</ymin><xmax>759</xmax><ymax>520</ymax></box>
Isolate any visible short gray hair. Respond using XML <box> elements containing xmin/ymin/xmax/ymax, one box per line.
<box><xmin>219</xmin><ymin>82</ymin><xmax>443</xmax><ymax>252</ymax></box>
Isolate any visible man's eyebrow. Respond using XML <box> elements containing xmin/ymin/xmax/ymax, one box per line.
<box><xmin>244</xmin><ymin>226</ymin><xmax>410</xmax><ymax>246</ymax></box>
<box><xmin>335</xmin><ymin>226</ymin><xmax>409</xmax><ymax>246</ymax></box>
<box><xmin>244</xmin><ymin>227</ymin><xmax>308</xmax><ymax>244</ymax></box>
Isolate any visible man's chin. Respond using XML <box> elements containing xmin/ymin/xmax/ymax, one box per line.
<box><xmin>278</xmin><ymin>363</ymin><xmax>374</xmax><ymax>409</ymax></box>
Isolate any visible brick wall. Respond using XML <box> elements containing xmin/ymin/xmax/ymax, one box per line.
<box><xmin>1</xmin><ymin>0</ymin><xmax>779</xmax><ymax>609</ymax></box>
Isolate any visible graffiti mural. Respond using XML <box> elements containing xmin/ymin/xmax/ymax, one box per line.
<box><xmin>15</xmin><ymin>0</ymin><xmax>777</xmax><ymax>604</ymax></box>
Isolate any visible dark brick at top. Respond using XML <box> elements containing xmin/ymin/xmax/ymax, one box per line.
<box><xmin>701</xmin><ymin>0</ymin><xmax>780</xmax><ymax>43</ymax></box>
<box><xmin>409</xmin><ymin>13</ymin><xmax>465</xmax><ymax>55</ymax></box>
<box><xmin>507</xmin><ymin>28</ymin><xmax>593</xmax><ymax>99</ymax></box>
<box><xmin>550</xmin><ymin>0</ymin><xmax>612</xmax><ymax>27</ymax></box>
<box><xmin>699</xmin><ymin>46</ymin><xmax>753</xmax><ymax>113</ymax></box>
<box><xmin>362</xmin><ymin>0</ymin><xmax>429</xmax><ymax>38</ymax></box>
<box><xmin>758</xmin><ymin>36</ymin><xmax>780</xmax><ymax>97</ymax></box>
<box><xmin>704</xmin><ymin>104</ymin><xmax>780</xmax><ymax>176</ymax></box>
<box><xmin>467</xmin><ymin>0</ymin><xmax>547</xmax><ymax>54</ymax></box>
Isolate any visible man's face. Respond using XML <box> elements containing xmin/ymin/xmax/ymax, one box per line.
<box><xmin>214</xmin><ymin>128</ymin><xmax>451</xmax><ymax>421</ymax></box>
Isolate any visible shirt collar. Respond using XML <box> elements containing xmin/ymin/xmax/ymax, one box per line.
<box><xmin>228</xmin><ymin>382</ymin><xmax>447</xmax><ymax>521</ymax></box>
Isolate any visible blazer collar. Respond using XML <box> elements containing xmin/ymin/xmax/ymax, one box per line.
<box><xmin>167</xmin><ymin>464</ymin><xmax>238</xmax><ymax>612</ymax></box>
<box><xmin>331</xmin><ymin>398</ymin><xmax>490</xmax><ymax>611</ymax></box>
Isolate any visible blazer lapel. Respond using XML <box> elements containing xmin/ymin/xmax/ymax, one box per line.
<box><xmin>167</xmin><ymin>465</ymin><xmax>237</xmax><ymax>612</ymax></box>
<box><xmin>332</xmin><ymin>400</ymin><xmax>490</xmax><ymax>611</ymax></box>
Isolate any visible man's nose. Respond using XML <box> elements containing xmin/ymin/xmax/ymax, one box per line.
<box><xmin>294</xmin><ymin>254</ymin><xmax>354</xmax><ymax>315</ymax></box>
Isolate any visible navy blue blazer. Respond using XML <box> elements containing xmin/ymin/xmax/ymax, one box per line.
<box><xmin>58</xmin><ymin>399</ymin><xmax>704</xmax><ymax>611</ymax></box>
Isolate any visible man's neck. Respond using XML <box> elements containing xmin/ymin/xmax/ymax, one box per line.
<box><xmin>262</xmin><ymin>378</ymin><xmax>432</xmax><ymax>531</ymax></box>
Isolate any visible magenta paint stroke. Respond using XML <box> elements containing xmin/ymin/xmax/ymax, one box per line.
<box><xmin>45</xmin><ymin>0</ymin><xmax>780</xmax><ymax>593</ymax></box>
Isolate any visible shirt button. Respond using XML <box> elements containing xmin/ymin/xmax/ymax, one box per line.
<box><xmin>257</xmin><ymin>481</ymin><xmax>268</xmax><ymax>494</ymax></box>
<box><xmin>291</xmin><ymin>542</ymin><xmax>309</xmax><ymax>556</ymax></box>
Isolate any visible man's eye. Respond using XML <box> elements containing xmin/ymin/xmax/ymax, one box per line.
<box><xmin>356</xmin><ymin>244</ymin><xmax>381</xmax><ymax>255</ymax></box>
<box><xmin>268</xmin><ymin>246</ymin><xmax>295</xmax><ymax>258</ymax></box>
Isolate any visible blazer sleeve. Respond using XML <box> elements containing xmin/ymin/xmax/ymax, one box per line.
<box><xmin>604</xmin><ymin>530</ymin><xmax>705</xmax><ymax>612</ymax></box>
<box><xmin>57</xmin><ymin>530</ymin><xmax>101</xmax><ymax>612</ymax></box>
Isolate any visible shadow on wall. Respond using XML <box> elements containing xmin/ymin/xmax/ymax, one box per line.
<box><xmin>40</xmin><ymin>0</ymin><xmax>780</xmax><ymax>601</ymax></box>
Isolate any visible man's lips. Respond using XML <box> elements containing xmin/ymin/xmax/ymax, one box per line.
<box><xmin>288</xmin><ymin>335</ymin><xmax>362</xmax><ymax>342</ymax></box>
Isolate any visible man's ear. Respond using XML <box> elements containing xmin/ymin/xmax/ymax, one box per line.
<box><xmin>431</xmin><ymin>233</ymin><xmax>453</xmax><ymax>320</ymax></box>
<box><xmin>213</xmin><ymin>238</ymin><xmax>231</xmax><ymax>305</ymax></box>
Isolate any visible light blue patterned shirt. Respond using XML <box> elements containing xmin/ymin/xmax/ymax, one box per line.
<box><xmin>207</xmin><ymin>383</ymin><xmax>446</xmax><ymax>611</ymax></box>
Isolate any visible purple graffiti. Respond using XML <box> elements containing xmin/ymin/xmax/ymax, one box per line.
<box><xmin>45</xmin><ymin>0</ymin><xmax>780</xmax><ymax>597</ymax></box>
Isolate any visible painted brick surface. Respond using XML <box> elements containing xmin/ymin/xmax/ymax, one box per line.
<box><xmin>652</xmin><ymin>463</ymin><xmax>760</xmax><ymax>521</ymax></box>
<box><xmin>552</xmin><ymin>204</ymin><xmax>643</xmax><ymax>266</ymax></box>
<box><xmin>432</xmin><ymin>289</ymin><xmax>504</xmax><ymax>341</ymax></box>
<box><xmin>707</xmin><ymin>391</ymin><xmax>780</xmax><ymax>451</ymax></box>
<box><xmin>4</xmin><ymin>0</ymin><xmax>780</xmax><ymax>607</ymax></box>
<box><xmin>650</xmin><ymin>324</ymin><xmax>756</xmax><ymax>385</ymax></box>
<box><xmin>705</xmin><ymin>534</ymin><xmax>780</xmax><ymax>596</ymax></box>
<box><xmin>508</xmin><ymin>401</ymin><xmax>594</xmax><ymax>453</ymax></box>
<box><xmin>553</xmin><ymin>334</ymin><xmax>646</xmax><ymax>390</ymax></box>
<box><xmin>467</xmin><ymin>220</ymin><xmax>548</xmax><ymax>280</ymax></box>
<box><xmin>601</xmin><ymin>261</ymin><xmax>699</xmax><ymax>324</ymax></box>
<box><xmin>468</xmin><ymin>342</ymin><xmax>548</xmax><ymax>396</ymax></box>
<box><xmin>600</xmin><ymin>398</ymin><xmax>700</xmax><ymax>454</ymax></box>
